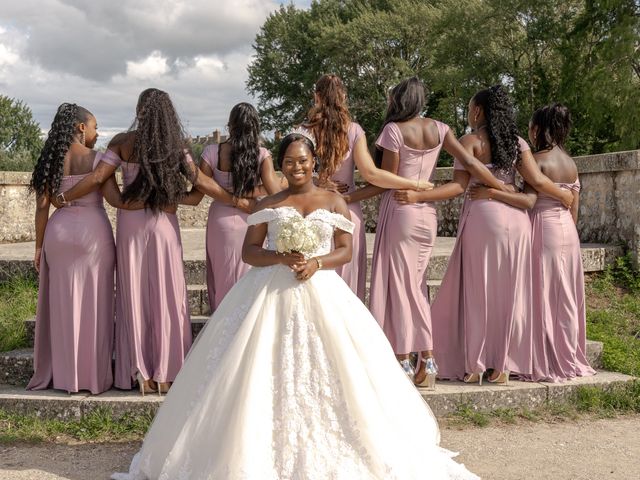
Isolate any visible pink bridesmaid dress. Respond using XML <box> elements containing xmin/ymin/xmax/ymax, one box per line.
<box><xmin>332</xmin><ymin>122</ymin><xmax>367</xmax><ymax>301</ymax></box>
<box><xmin>431</xmin><ymin>138</ymin><xmax>537</xmax><ymax>380</ymax></box>
<box><xmin>201</xmin><ymin>144</ymin><xmax>270</xmax><ymax>312</ymax></box>
<box><xmin>530</xmin><ymin>179</ymin><xmax>595</xmax><ymax>381</ymax></box>
<box><xmin>27</xmin><ymin>151</ymin><xmax>116</xmax><ymax>394</ymax></box>
<box><xmin>101</xmin><ymin>152</ymin><xmax>192</xmax><ymax>390</ymax></box>
<box><xmin>369</xmin><ymin>120</ymin><xmax>450</xmax><ymax>354</ymax></box>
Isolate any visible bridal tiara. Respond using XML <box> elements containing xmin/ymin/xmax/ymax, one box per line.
<box><xmin>287</xmin><ymin>126</ymin><xmax>316</xmax><ymax>150</ymax></box>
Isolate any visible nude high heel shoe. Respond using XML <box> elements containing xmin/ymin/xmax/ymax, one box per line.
<box><xmin>487</xmin><ymin>370</ymin><xmax>510</xmax><ymax>386</ymax></box>
<box><xmin>463</xmin><ymin>372</ymin><xmax>484</xmax><ymax>385</ymax></box>
<box><xmin>136</xmin><ymin>372</ymin><xmax>157</xmax><ymax>396</ymax></box>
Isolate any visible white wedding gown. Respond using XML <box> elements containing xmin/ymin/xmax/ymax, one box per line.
<box><xmin>112</xmin><ymin>207</ymin><xmax>479</xmax><ymax>480</ymax></box>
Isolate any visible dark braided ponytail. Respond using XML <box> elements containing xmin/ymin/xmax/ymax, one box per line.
<box><xmin>227</xmin><ymin>102</ymin><xmax>262</xmax><ymax>198</ymax></box>
<box><xmin>30</xmin><ymin>103</ymin><xmax>91</xmax><ymax>198</ymax></box>
<box><xmin>121</xmin><ymin>88</ymin><xmax>195</xmax><ymax>212</ymax></box>
<box><xmin>472</xmin><ymin>85</ymin><xmax>520</xmax><ymax>173</ymax></box>
<box><xmin>530</xmin><ymin>103</ymin><xmax>572</xmax><ymax>152</ymax></box>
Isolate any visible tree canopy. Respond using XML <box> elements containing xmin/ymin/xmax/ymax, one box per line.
<box><xmin>247</xmin><ymin>0</ymin><xmax>640</xmax><ymax>156</ymax></box>
<box><xmin>0</xmin><ymin>95</ymin><xmax>43</xmax><ymax>170</ymax></box>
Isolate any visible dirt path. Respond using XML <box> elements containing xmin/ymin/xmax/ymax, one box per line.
<box><xmin>1</xmin><ymin>416</ymin><xmax>639</xmax><ymax>479</ymax></box>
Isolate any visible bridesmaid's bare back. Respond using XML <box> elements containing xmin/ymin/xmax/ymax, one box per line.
<box><xmin>395</xmin><ymin>117</ymin><xmax>441</xmax><ymax>151</ymax></box>
<box><xmin>63</xmin><ymin>144</ymin><xmax>98</xmax><ymax>176</ymax></box>
<box><xmin>533</xmin><ymin>148</ymin><xmax>578</xmax><ymax>183</ymax></box>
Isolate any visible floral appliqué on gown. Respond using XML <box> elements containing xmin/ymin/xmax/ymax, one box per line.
<box><xmin>112</xmin><ymin>207</ymin><xmax>479</xmax><ymax>480</ymax></box>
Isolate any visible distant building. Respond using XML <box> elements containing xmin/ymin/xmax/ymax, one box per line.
<box><xmin>188</xmin><ymin>129</ymin><xmax>228</xmax><ymax>146</ymax></box>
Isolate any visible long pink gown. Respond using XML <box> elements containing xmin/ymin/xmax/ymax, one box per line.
<box><xmin>201</xmin><ymin>145</ymin><xmax>269</xmax><ymax>312</ymax></box>
<box><xmin>431</xmin><ymin>138</ymin><xmax>537</xmax><ymax>380</ymax></box>
<box><xmin>530</xmin><ymin>179</ymin><xmax>596</xmax><ymax>381</ymax></box>
<box><xmin>369</xmin><ymin>120</ymin><xmax>450</xmax><ymax>354</ymax></box>
<box><xmin>332</xmin><ymin>122</ymin><xmax>367</xmax><ymax>301</ymax></box>
<box><xmin>101</xmin><ymin>152</ymin><xmax>192</xmax><ymax>389</ymax></box>
<box><xmin>27</xmin><ymin>151</ymin><xmax>115</xmax><ymax>394</ymax></box>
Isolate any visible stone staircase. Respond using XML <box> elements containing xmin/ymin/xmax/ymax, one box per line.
<box><xmin>0</xmin><ymin>230</ymin><xmax>634</xmax><ymax>418</ymax></box>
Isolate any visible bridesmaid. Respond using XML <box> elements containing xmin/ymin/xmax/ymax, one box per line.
<box><xmin>27</xmin><ymin>103</ymin><xmax>138</xmax><ymax>394</ymax></box>
<box><xmin>182</xmin><ymin>102</ymin><xmax>281</xmax><ymax>311</ymax></box>
<box><xmin>369</xmin><ymin>77</ymin><xmax>515</xmax><ymax>387</ymax></box>
<box><xmin>60</xmin><ymin>89</ymin><xmax>208</xmax><ymax>395</ymax></box>
<box><xmin>397</xmin><ymin>85</ymin><xmax>573</xmax><ymax>384</ymax></box>
<box><xmin>526</xmin><ymin>104</ymin><xmax>596</xmax><ymax>380</ymax></box>
<box><xmin>306</xmin><ymin>74</ymin><xmax>445</xmax><ymax>300</ymax></box>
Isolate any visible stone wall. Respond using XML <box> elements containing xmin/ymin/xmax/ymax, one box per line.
<box><xmin>2</xmin><ymin>150</ymin><xmax>638</xmax><ymax>256</ymax></box>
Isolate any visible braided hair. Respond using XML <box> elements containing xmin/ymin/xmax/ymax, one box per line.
<box><xmin>471</xmin><ymin>85</ymin><xmax>520</xmax><ymax>173</ymax></box>
<box><xmin>30</xmin><ymin>103</ymin><xmax>92</xmax><ymax>198</ymax></box>
<box><xmin>530</xmin><ymin>103</ymin><xmax>572</xmax><ymax>151</ymax></box>
<box><xmin>121</xmin><ymin>88</ymin><xmax>195</xmax><ymax>212</ymax></box>
<box><xmin>227</xmin><ymin>102</ymin><xmax>262</xmax><ymax>198</ymax></box>
<box><xmin>374</xmin><ymin>76</ymin><xmax>426</xmax><ymax>167</ymax></box>
<box><xmin>305</xmin><ymin>74</ymin><xmax>351</xmax><ymax>186</ymax></box>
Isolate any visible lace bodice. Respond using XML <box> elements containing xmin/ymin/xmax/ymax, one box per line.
<box><xmin>247</xmin><ymin>207</ymin><xmax>355</xmax><ymax>258</ymax></box>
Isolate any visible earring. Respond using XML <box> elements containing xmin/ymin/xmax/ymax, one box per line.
<box><xmin>80</xmin><ymin>131</ymin><xmax>86</xmax><ymax>146</ymax></box>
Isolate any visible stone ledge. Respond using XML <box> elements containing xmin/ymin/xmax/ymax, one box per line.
<box><xmin>0</xmin><ymin>371</ymin><xmax>634</xmax><ymax>420</ymax></box>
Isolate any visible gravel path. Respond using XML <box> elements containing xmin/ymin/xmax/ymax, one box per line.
<box><xmin>1</xmin><ymin>416</ymin><xmax>639</xmax><ymax>479</ymax></box>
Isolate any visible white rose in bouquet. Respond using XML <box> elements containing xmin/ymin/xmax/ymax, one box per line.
<box><xmin>275</xmin><ymin>216</ymin><xmax>321</xmax><ymax>258</ymax></box>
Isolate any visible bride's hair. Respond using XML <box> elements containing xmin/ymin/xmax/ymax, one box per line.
<box><xmin>277</xmin><ymin>133</ymin><xmax>317</xmax><ymax>167</ymax></box>
<box><xmin>305</xmin><ymin>74</ymin><xmax>351</xmax><ymax>186</ymax></box>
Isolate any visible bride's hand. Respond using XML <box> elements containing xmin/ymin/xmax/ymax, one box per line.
<box><xmin>276</xmin><ymin>251</ymin><xmax>306</xmax><ymax>269</ymax></box>
<box><xmin>294</xmin><ymin>258</ymin><xmax>319</xmax><ymax>281</ymax></box>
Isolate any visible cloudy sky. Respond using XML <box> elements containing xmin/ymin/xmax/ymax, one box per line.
<box><xmin>0</xmin><ymin>0</ymin><xmax>310</xmax><ymax>145</ymax></box>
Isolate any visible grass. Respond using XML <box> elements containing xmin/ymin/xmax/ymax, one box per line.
<box><xmin>445</xmin><ymin>381</ymin><xmax>640</xmax><ymax>428</ymax></box>
<box><xmin>585</xmin><ymin>254</ymin><xmax>640</xmax><ymax>377</ymax></box>
<box><xmin>0</xmin><ymin>275</ymin><xmax>38</xmax><ymax>352</ymax></box>
<box><xmin>0</xmin><ymin>407</ymin><xmax>154</xmax><ymax>444</ymax></box>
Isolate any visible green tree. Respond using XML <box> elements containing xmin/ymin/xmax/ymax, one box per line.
<box><xmin>247</xmin><ymin>0</ymin><xmax>640</xmax><ymax>156</ymax></box>
<box><xmin>0</xmin><ymin>96</ymin><xmax>43</xmax><ymax>170</ymax></box>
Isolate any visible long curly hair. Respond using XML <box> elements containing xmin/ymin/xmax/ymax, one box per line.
<box><xmin>305</xmin><ymin>74</ymin><xmax>351</xmax><ymax>186</ymax></box>
<box><xmin>472</xmin><ymin>85</ymin><xmax>521</xmax><ymax>173</ymax></box>
<box><xmin>374</xmin><ymin>76</ymin><xmax>426</xmax><ymax>167</ymax></box>
<box><xmin>530</xmin><ymin>103</ymin><xmax>572</xmax><ymax>151</ymax></box>
<box><xmin>226</xmin><ymin>102</ymin><xmax>262</xmax><ymax>198</ymax></box>
<box><xmin>121</xmin><ymin>88</ymin><xmax>194</xmax><ymax>212</ymax></box>
<box><xmin>30</xmin><ymin>103</ymin><xmax>92</xmax><ymax>198</ymax></box>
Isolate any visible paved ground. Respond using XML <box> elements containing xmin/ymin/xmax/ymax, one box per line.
<box><xmin>1</xmin><ymin>415</ymin><xmax>638</xmax><ymax>479</ymax></box>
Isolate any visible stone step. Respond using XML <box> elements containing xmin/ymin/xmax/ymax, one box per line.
<box><xmin>2</xmin><ymin>339</ymin><xmax>604</xmax><ymax>387</ymax></box>
<box><xmin>0</xmin><ymin>230</ymin><xmax>625</xmax><ymax>284</ymax></box>
<box><xmin>0</xmin><ymin>370</ymin><xmax>632</xmax><ymax>420</ymax></box>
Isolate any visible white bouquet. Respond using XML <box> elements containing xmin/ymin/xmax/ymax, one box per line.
<box><xmin>275</xmin><ymin>216</ymin><xmax>321</xmax><ymax>258</ymax></box>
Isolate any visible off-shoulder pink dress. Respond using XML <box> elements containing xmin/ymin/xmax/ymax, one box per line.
<box><xmin>101</xmin><ymin>151</ymin><xmax>192</xmax><ymax>389</ymax></box>
<box><xmin>369</xmin><ymin>120</ymin><xmax>450</xmax><ymax>354</ymax></box>
<box><xmin>27</xmin><ymin>151</ymin><xmax>115</xmax><ymax>394</ymax></box>
<box><xmin>201</xmin><ymin>144</ymin><xmax>269</xmax><ymax>312</ymax></box>
<box><xmin>530</xmin><ymin>179</ymin><xmax>596</xmax><ymax>381</ymax></box>
<box><xmin>331</xmin><ymin>122</ymin><xmax>367</xmax><ymax>301</ymax></box>
<box><xmin>431</xmin><ymin>137</ymin><xmax>536</xmax><ymax>380</ymax></box>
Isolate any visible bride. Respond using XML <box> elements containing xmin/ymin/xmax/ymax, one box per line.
<box><xmin>112</xmin><ymin>130</ymin><xmax>479</xmax><ymax>480</ymax></box>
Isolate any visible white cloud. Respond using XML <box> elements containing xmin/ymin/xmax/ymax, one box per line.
<box><xmin>126</xmin><ymin>51</ymin><xmax>170</xmax><ymax>80</ymax></box>
<box><xmin>0</xmin><ymin>0</ymin><xmax>302</xmax><ymax>144</ymax></box>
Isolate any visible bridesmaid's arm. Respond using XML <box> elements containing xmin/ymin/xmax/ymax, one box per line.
<box><xmin>571</xmin><ymin>190</ymin><xmax>580</xmax><ymax>224</ymax></box>
<box><xmin>34</xmin><ymin>194</ymin><xmax>50</xmax><ymax>272</ymax></box>
<box><xmin>518</xmin><ymin>151</ymin><xmax>573</xmax><ymax>208</ymax></box>
<box><xmin>180</xmin><ymin>163</ymin><xmax>210</xmax><ymax>206</ymax></box>
<box><xmin>100</xmin><ymin>175</ymin><xmax>144</xmax><ymax>210</ymax></box>
<box><xmin>468</xmin><ymin>183</ymin><xmax>537</xmax><ymax>209</ymax></box>
<box><xmin>442</xmin><ymin>130</ymin><xmax>510</xmax><ymax>192</ymax></box>
<box><xmin>352</xmin><ymin>136</ymin><xmax>433</xmax><ymax>190</ymax></box>
<box><xmin>343</xmin><ymin>183</ymin><xmax>386</xmax><ymax>204</ymax></box>
<box><xmin>260</xmin><ymin>156</ymin><xmax>282</xmax><ymax>195</ymax></box>
<box><xmin>394</xmin><ymin>170</ymin><xmax>470</xmax><ymax>204</ymax></box>
<box><xmin>61</xmin><ymin>160</ymin><xmax>117</xmax><ymax>203</ymax></box>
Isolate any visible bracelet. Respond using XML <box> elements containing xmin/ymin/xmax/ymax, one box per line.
<box><xmin>55</xmin><ymin>192</ymin><xmax>67</xmax><ymax>205</ymax></box>
<box><xmin>314</xmin><ymin>257</ymin><xmax>323</xmax><ymax>270</ymax></box>
<box><xmin>232</xmin><ymin>196</ymin><xmax>239</xmax><ymax>207</ymax></box>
